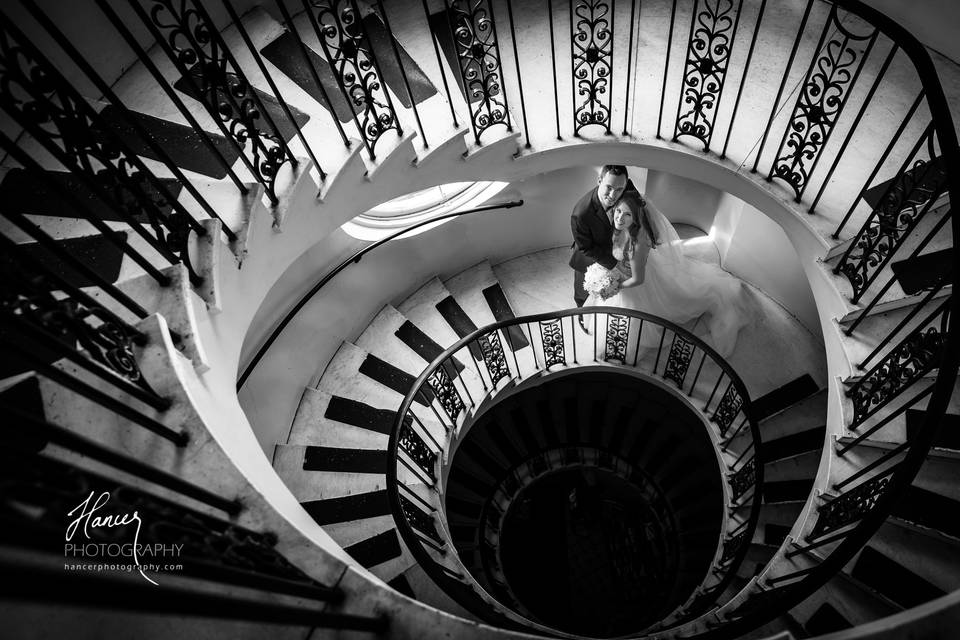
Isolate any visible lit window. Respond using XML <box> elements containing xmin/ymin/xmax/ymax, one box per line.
<box><xmin>343</xmin><ymin>181</ymin><xmax>509</xmax><ymax>241</ymax></box>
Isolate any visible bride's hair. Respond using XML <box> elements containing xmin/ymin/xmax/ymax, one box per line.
<box><xmin>619</xmin><ymin>192</ymin><xmax>659</xmax><ymax>247</ymax></box>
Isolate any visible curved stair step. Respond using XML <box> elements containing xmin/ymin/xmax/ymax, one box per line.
<box><xmin>287</xmin><ymin>387</ymin><xmax>391</xmax><ymax>448</ymax></box>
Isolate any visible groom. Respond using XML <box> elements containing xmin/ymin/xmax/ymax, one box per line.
<box><xmin>569</xmin><ymin>165</ymin><xmax>633</xmax><ymax>329</ymax></box>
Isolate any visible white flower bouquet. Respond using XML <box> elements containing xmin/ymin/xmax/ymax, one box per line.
<box><xmin>583</xmin><ymin>263</ymin><xmax>623</xmax><ymax>301</ymax></box>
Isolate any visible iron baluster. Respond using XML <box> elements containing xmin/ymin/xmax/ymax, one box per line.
<box><xmin>505</xmin><ymin>0</ymin><xmax>530</xmax><ymax>148</ymax></box>
<box><xmin>657</xmin><ymin>0</ymin><xmax>679</xmax><ymax>139</ymax></box>
<box><xmin>221</xmin><ymin>0</ymin><xmax>326</xmax><ymax>181</ymax></box>
<box><xmin>844</xmin><ymin>208</ymin><xmax>951</xmax><ymax>336</ymax></box>
<box><xmin>22</xmin><ymin>0</ymin><xmax>233</xmax><ymax>240</ymax></box>
<box><xmin>838</xmin><ymin>384</ymin><xmax>933</xmax><ymax>452</ymax></box>
<box><xmin>768</xmin><ymin>7</ymin><xmax>878</xmax><ymax>201</ymax></box>
<box><xmin>445</xmin><ymin>0</ymin><xmax>511</xmax><ymax>145</ymax></box>
<box><xmin>720</xmin><ymin>0</ymin><xmax>767</xmax><ymax>158</ymax></box>
<box><xmin>622</xmin><ymin>0</ymin><xmax>638</xmax><ymax>135</ymax></box>
<box><xmin>751</xmin><ymin>0</ymin><xmax>814</xmax><ymax>173</ymax></box>
<box><xmin>0</xmin><ymin>207</ymin><xmax>149</xmax><ymax>319</ymax></box>
<box><xmin>808</xmin><ymin>465</ymin><xmax>899</xmax><ymax>540</ymax></box>
<box><xmin>273</xmin><ymin>0</ymin><xmax>351</xmax><ymax>149</ymax></box>
<box><xmin>845</xmin><ymin>296</ymin><xmax>950</xmax><ymax>427</ymax></box>
<box><xmin>571</xmin><ymin>0</ymin><xmax>614</xmax><ymax>135</ymax></box>
<box><xmin>548</xmin><ymin>0</ymin><xmax>561</xmax><ymax>139</ymax></box>
<box><xmin>96</xmin><ymin>0</ymin><xmax>250</xmax><ymax>195</ymax></box>
<box><xmin>131</xmin><ymin>0</ymin><xmax>292</xmax><ymax>205</ymax></box>
<box><xmin>0</xmin><ymin>14</ymin><xmax>203</xmax><ymax>284</ymax></box>
<box><xmin>674</xmin><ymin>0</ymin><xmax>743</xmax><ymax>151</ymax></box>
<box><xmin>376</xmin><ymin>0</ymin><xmax>427</xmax><ymax>148</ymax></box>
<box><xmin>604</xmin><ymin>313</ymin><xmax>629</xmax><ymax>363</ymax></box>
<box><xmin>421</xmin><ymin>0</ymin><xmax>459</xmax><ymax>128</ymax></box>
<box><xmin>834</xmin><ymin>442</ymin><xmax>908</xmax><ymax>490</ymax></box>
<box><xmin>810</xmin><ymin>45</ymin><xmax>899</xmax><ymax>214</ymax></box>
<box><xmin>832</xmin><ymin>91</ymin><xmax>925</xmax><ymax>238</ymax></box>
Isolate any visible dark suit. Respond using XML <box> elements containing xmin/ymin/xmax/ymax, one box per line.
<box><xmin>569</xmin><ymin>185</ymin><xmax>626</xmax><ymax>306</ymax></box>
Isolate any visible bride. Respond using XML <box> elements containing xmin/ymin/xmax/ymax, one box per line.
<box><xmin>591</xmin><ymin>191</ymin><xmax>749</xmax><ymax>357</ymax></box>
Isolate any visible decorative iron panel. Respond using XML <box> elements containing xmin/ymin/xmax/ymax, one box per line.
<box><xmin>837</xmin><ymin>138</ymin><xmax>948</xmax><ymax>302</ymax></box>
<box><xmin>847</xmin><ymin>299</ymin><xmax>950</xmax><ymax>425</ymax></box>
<box><xmin>604</xmin><ymin>314</ymin><xmax>629</xmax><ymax>362</ymax></box>
<box><xmin>306</xmin><ymin>0</ymin><xmax>400</xmax><ymax>154</ymax></box>
<box><xmin>808</xmin><ymin>472</ymin><xmax>891</xmax><ymax>539</ymax></box>
<box><xmin>400</xmin><ymin>494</ymin><xmax>444</xmax><ymax>545</ymax></box>
<box><xmin>398</xmin><ymin>420</ymin><xmax>437</xmax><ymax>481</ymax></box>
<box><xmin>540</xmin><ymin>318</ymin><xmax>566</xmax><ymax>368</ymax></box>
<box><xmin>663</xmin><ymin>334</ymin><xmax>695</xmax><ymax>388</ymax></box>
<box><xmin>426</xmin><ymin>365</ymin><xmax>466</xmax><ymax>423</ymax></box>
<box><xmin>145</xmin><ymin>0</ymin><xmax>291</xmax><ymax>203</ymax></box>
<box><xmin>478</xmin><ymin>331</ymin><xmax>510</xmax><ymax>386</ymax></box>
<box><xmin>674</xmin><ymin>0</ymin><xmax>739</xmax><ymax>148</ymax></box>
<box><xmin>445</xmin><ymin>0</ymin><xmax>510</xmax><ymax>144</ymax></box>
<box><xmin>0</xmin><ymin>17</ymin><xmax>199</xmax><ymax>280</ymax></box>
<box><xmin>769</xmin><ymin>8</ymin><xmax>876</xmax><ymax>200</ymax></box>
<box><xmin>712</xmin><ymin>382</ymin><xmax>744</xmax><ymax>436</ymax></box>
<box><xmin>571</xmin><ymin>0</ymin><xmax>613</xmax><ymax>134</ymax></box>
<box><xmin>0</xmin><ymin>259</ymin><xmax>160</xmax><ymax>401</ymax></box>
<box><xmin>2</xmin><ymin>452</ymin><xmax>325</xmax><ymax>589</ymax></box>
<box><xmin>720</xmin><ymin>529</ymin><xmax>748</xmax><ymax>564</ymax></box>
<box><xmin>729</xmin><ymin>456</ymin><xmax>756</xmax><ymax>502</ymax></box>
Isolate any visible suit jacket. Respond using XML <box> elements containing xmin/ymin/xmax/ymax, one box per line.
<box><xmin>569</xmin><ymin>181</ymin><xmax>636</xmax><ymax>272</ymax></box>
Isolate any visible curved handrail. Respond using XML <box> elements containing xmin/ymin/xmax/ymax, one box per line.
<box><xmin>236</xmin><ymin>199</ymin><xmax>523</xmax><ymax>389</ymax></box>
<box><xmin>683</xmin><ymin>0</ymin><xmax>960</xmax><ymax>636</ymax></box>
<box><xmin>386</xmin><ymin>306</ymin><xmax>764</xmax><ymax>633</ymax></box>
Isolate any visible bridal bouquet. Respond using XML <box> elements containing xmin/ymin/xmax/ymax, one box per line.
<box><xmin>583</xmin><ymin>263</ymin><xmax>623</xmax><ymax>301</ymax></box>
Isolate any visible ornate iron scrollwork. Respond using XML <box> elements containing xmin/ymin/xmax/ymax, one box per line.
<box><xmin>400</xmin><ymin>494</ymin><xmax>444</xmax><ymax>545</ymax></box>
<box><xmin>720</xmin><ymin>529</ymin><xmax>748</xmax><ymax>564</ymax></box>
<box><xmin>846</xmin><ymin>299</ymin><xmax>950</xmax><ymax>426</ymax></box>
<box><xmin>713</xmin><ymin>382</ymin><xmax>744</xmax><ymax>436</ymax></box>
<box><xmin>540</xmin><ymin>318</ymin><xmax>566</xmax><ymax>368</ymax></box>
<box><xmin>478</xmin><ymin>331</ymin><xmax>510</xmax><ymax>386</ymax></box>
<box><xmin>837</xmin><ymin>136</ymin><xmax>948</xmax><ymax>302</ymax></box>
<box><xmin>426</xmin><ymin>365</ymin><xmax>466</xmax><ymax>423</ymax></box>
<box><xmin>663</xmin><ymin>334</ymin><xmax>695</xmax><ymax>388</ymax></box>
<box><xmin>0</xmin><ymin>257</ymin><xmax>161</xmax><ymax>402</ymax></box>
<box><xmin>674</xmin><ymin>0</ymin><xmax>738</xmax><ymax>148</ymax></box>
<box><xmin>809</xmin><ymin>472</ymin><xmax>891</xmax><ymax>539</ymax></box>
<box><xmin>445</xmin><ymin>0</ymin><xmax>510</xmax><ymax>144</ymax></box>
<box><xmin>398</xmin><ymin>421</ymin><xmax>437</xmax><ymax>481</ymax></box>
<box><xmin>0</xmin><ymin>16</ymin><xmax>200</xmax><ymax>281</ymax></box>
<box><xmin>571</xmin><ymin>0</ymin><xmax>613</xmax><ymax>134</ymax></box>
<box><xmin>306</xmin><ymin>0</ymin><xmax>400</xmax><ymax>156</ymax></box>
<box><xmin>729</xmin><ymin>456</ymin><xmax>756</xmax><ymax>502</ymax></box>
<box><xmin>769</xmin><ymin>8</ymin><xmax>876</xmax><ymax>200</ymax></box>
<box><xmin>604</xmin><ymin>314</ymin><xmax>629</xmax><ymax>363</ymax></box>
<box><xmin>145</xmin><ymin>0</ymin><xmax>291</xmax><ymax>204</ymax></box>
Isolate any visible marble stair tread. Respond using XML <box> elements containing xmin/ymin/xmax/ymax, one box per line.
<box><xmin>869</xmin><ymin>522</ymin><xmax>960</xmax><ymax>592</ymax></box>
<box><xmin>836</xmin><ymin>435</ymin><xmax>960</xmax><ymax>460</ymax></box>
<box><xmin>397</xmin><ymin>277</ymin><xmax>466</xmax><ymax>349</ymax></box>
<box><xmin>274</xmin><ymin>443</ymin><xmax>423</xmax><ymax>501</ymax></box>
<box><xmin>316</xmin><ymin>341</ymin><xmax>446</xmax><ymax>444</ymax></box>
<box><xmin>836</xmin><ymin>446</ymin><xmax>960</xmax><ymax>502</ymax></box>
<box><xmin>763</xmin><ymin>449</ymin><xmax>819</xmax><ymax>482</ymax></box>
<box><xmin>757</xmin><ymin>390</ymin><xmax>829</xmax><ymax>443</ymax></box>
<box><xmin>400</xmin><ymin>563</ymin><xmax>478</xmax><ymax>621</ymax></box>
<box><xmin>322</xmin><ymin>514</ymin><xmax>398</xmax><ymax>550</ymax></box>
<box><xmin>493</xmin><ymin>247</ymin><xmax>574</xmax><ymax>315</ymax></box>
<box><xmin>442</xmin><ymin>260</ymin><xmax>501</xmax><ymax>326</ymax></box>
<box><xmin>287</xmin><ymin>387</ymin><xmax>391</xmax><ymax>449</ymax></box>
<box><xmin>838</xmin><ymin>303</ymin><xmax>933</xmax><ymax>370</ymax></box>
<box><xmin>355</xmin><ymin>304</ymin><xmax>484</xmax><ymax>398</ymax></box>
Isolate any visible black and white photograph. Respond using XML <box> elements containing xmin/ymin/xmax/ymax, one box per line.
<box><xmin>1</xmin><ymin>0</ymin><xmax>959</xmax><ymax>638</ymax></box>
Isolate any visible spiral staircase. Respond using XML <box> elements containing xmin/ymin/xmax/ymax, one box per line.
<box><xmin>2</xmin><ymin>0</ymin><xmax>959</xmax><ymax>638</ymax></box>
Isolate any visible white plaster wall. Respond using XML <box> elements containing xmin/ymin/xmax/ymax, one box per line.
<box><xmin>239</xmin><ymin>164</ymin><xmax>824</xmax><ymax>452</ymax></box>
<box><xmin>723</xmin><ymin>202</ymin><xmax>823</xmax><ymax>336</ymax></box>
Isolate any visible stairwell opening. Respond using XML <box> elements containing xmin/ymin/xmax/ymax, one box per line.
<box><xmin>444</xmin><ymin>370</ymin><xmax>726</xmax><ymax>637</ymax></box>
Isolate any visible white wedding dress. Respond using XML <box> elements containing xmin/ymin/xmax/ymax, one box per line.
<box><xmin>593</xmin><ymin>202</ymin><xmax>749</xmax><ymax>358</ymax></box>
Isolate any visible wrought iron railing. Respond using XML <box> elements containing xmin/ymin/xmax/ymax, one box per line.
<box><xmin>386</xmin><ymin>307</ymin><xmax>764</xmax><ymax>632</ymax></box>
<box><xmin>0</xmin><ymin>0</ymin><xmax>955</xmax><ymax>636</ymax></box>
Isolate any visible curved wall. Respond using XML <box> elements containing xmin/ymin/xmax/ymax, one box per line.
<box><xmin>239</xmin><ymin>162</ymin><xmax>822</xmax><ymax>452</ymax></box>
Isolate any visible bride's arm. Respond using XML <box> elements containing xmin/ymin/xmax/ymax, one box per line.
<box><xmin>620</xmin><ymin>235</ymin><xmax>649</xmax><ymax>288</ymax></box>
